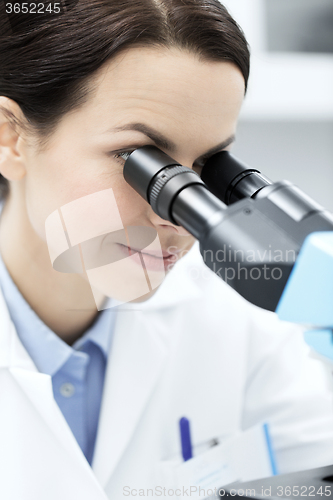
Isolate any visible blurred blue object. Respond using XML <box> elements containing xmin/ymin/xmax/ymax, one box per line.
<box><xmin>276</xmin><ymin>232</ymin><xmax>333</xmax><ymax>360</ymax></box>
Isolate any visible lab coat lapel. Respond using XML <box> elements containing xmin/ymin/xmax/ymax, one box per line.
<box><xmin>0</xmin><ymin>369</ymin><xmax>109</xmax><ymax>499</ymax></box>
<box><xmin>8</xmin><ymin>366</ymin><xmax>90</xmax><ymax>463</ymax></box>
<box><xmin>0</xmin><ymin>289</ymin><xmax>108</xmax><ymax>498</ymax></box>
<box><xmin>0</xmin><ymin>290</ymin><xmax>37</xmax><ymax>371</ymax></box>
<box><xmin>0</xmin><ymin>290</ymin><xmax>84</xmax><ymax>462</ymax></box>
<box><xmin>92</xmin><ymin>306</ymin><xmax>173</xmax><ymax>486</ymax></box>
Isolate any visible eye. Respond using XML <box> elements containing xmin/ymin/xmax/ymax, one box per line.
<box><xmin>112</xmin><ymin>151</ymin><xmax>133</xmax><ymax>165</ymax></box>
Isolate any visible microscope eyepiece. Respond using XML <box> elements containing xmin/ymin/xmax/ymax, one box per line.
<box><xmin>123</xmin><ymin>145</ymin><xmax>180</xmax><ymax>203</ymax></box>
<box><xmin>201</xmin><ymin>151</ymin><xmax>271</xmax><ymax>205</ymax></box>
<box><xmin>123</xmin><ymin>145</ymin><xmax>208</xmax><ymax>226</ymax></box>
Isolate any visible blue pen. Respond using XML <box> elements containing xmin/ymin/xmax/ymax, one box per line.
<box><xmin>179</xmin><ymin>417</ymin><xmax>193</xmax><ymax>461</ymax></box>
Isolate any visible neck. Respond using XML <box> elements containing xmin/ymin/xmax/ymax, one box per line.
<box><xmin>0</xmin><ymin>189</ymin><xmax>105</xmax><ymax>345</ymax></box>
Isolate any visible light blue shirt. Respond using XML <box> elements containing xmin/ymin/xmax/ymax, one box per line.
<box><xmin>0</xmin><ymin>253</ymin><xmax>116</xmax><ymax>465</ymax></box>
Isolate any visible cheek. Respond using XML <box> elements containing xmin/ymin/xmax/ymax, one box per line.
<box><xmin>24</xmin><ymin>153</ymin><xmax>147</xmax><ymax>242</ymax></box>
<box><xmin>112</xmin><ymin>180</ymin><xmax>149</xmax><ymax>225</ymax></box>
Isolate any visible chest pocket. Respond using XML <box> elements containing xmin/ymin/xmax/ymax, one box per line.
<box><xmin>154</xmin><ymin>425</ymin><xmax>275</xmax><ymax>500</ymax></box>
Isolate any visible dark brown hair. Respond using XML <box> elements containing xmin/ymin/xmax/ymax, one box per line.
<box><xmin>0</xmin><ymin>0</ymin><xmax>250</xmax><ymax>196</ymax></box>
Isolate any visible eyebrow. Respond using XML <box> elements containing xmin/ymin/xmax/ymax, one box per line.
<box><xmin>110</xmin><ymin>122</ymin><xmax>235</xmax><ymax>161</ymax></box>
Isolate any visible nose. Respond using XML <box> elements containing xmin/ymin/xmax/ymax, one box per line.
<box><xmin>147</xmin><ymin>207</ymin><xmax>192</xmax><ymax>236</ymax></box>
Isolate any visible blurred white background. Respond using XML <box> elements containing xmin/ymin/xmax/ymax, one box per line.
<box><xmin>220</xmin><ymin>0</ymin><xmax>333</xmax><ymax>210</ymax></box>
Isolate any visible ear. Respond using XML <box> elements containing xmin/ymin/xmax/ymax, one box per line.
<box><xmin>0</xmin><ymin>96</ymin><xmax>28</xmax><ymax>181</ymax></box>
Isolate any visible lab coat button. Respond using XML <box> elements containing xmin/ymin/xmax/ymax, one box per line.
<box><xmin>60</xmin><ymin>382</ymin><xmax>75</xmax><ymax>398</ymax></box>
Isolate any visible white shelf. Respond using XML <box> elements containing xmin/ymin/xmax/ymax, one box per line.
<box><xmin>240</xmin><ymin>53</ymin><xmax>333</xmax><ymax>121</ymax></box>
<box><xmin>219</xmin><ymin>0</ymin><xmax>266</xmax><ymax>52</ymax></box>
<box><xmin>220</xmin><ymin>0</ymin><xmax>333</xmax><ymax>121</ymax></box>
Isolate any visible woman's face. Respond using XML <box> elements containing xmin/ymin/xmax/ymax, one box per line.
<box><xmin>16</xmin><ymin>46</ymin><xmax>245</xmax><ymax>303</ymax></box>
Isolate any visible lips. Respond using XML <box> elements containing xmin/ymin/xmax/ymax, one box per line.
<box><xmin>115</xmin><ymin>243</ymin><xmax>181</xmax><ymax>272</ymax></box>
<box><xmin>118</xmin><ymin>244</ymin><xmax>179</xmax><ymax>259</ymax></box>
<box><xmin>140</xmin><ymin>249</ymin><xmax>175</xmax><ymax>258</ymax></box>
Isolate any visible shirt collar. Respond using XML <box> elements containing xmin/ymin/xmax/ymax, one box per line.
<box><xmin>0</xmin><ymin>252</ymin><xmax>115</xmax><ymax>377</ymax></box>
<box><xmin>73</xmin><ymin>303</ymin><xmax>115</xmax><ymax>357</ymax></box>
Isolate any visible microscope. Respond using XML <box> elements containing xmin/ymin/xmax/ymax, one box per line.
<box><xmin>122</xmin><ymin>145</ymin><xmax>333</xmax><ymax>499</ymax></box>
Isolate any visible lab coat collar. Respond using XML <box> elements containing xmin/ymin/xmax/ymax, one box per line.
<box><xmin>0</xmin><ymin>285</ymin><xmax>37</xmax><ymax>371</ymax></box>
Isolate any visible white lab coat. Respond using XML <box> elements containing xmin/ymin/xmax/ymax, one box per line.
<box><xmin>1</xmin><ymin>242</ymin><xmax>333</xmax><ymax>500</ymax></box>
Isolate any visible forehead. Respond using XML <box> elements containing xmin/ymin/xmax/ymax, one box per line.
<box><xmin>47</xmin><ymin>46</ymin><xmax>245</xmax><ymax>160</ymax></box>
<box><xmin>85</xmin><ymin>46</ymin><xmax>245</xmax><ymax>135</ymax></box>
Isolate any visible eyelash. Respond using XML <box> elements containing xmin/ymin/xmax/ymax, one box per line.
<box><xmin>113</xmin><ymin>151</ymin><xmax>133</xmax><ymax>163</ymax></box>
